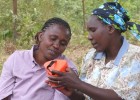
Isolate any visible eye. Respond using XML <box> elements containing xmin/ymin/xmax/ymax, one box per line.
<box><xmin>50</xmin><ymin>36</ymin><xmax>57</xmax><ymax>41</ymax></box>
<box><xmin>49</xmin><ymin>35</ymin><xmax>68</xmax><ymax>47</ymax></box>
<box><xmin>87</xmin><ymin>26</ymin><xmax>97</xmax><ymax>32</ymax></box>
<box><xmin>60</xmin><ymin>41</ymin><xmax>68</xmax><ymax>46</ymax></box>
<box><xmin>89</xmin><ymin>28</ymin><xmax>96</xmax><ymax>32</ymax></box>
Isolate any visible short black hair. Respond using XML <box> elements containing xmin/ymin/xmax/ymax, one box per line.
<box><xmin>35</xmin><ymin>17</ymin><xmax>71</xmax><ymax>44</ymax></box>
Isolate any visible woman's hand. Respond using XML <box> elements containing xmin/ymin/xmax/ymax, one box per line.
<box><xmin>46</xmin><ymin>68</ymin><xmax>82</xmax><ymax>96</ymax></box>
<box><xmin>48</xmin><ymin>68</ymin><xmax>81</xmax><ymax>88</ymax></box>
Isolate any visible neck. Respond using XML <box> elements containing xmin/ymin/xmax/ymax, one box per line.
<box><xmin>105</xmin><ymin>35</ymin><xmax>122</xmax><ymax>63</ymax></box>
<box><xmin>33</xmin><ymin>48</ymin><xmax>49</xmax><ymax>66</ymax></box>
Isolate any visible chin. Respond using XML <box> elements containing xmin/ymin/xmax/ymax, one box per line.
<box><xmin>95</xmin><ymin>48</ymin><xmax>104</xmax><ymax>52</ymax></box>
<box><xmin>45</xmin><ymin>56</ymin><xmax>55</xmax><ymax>61</ymax></box>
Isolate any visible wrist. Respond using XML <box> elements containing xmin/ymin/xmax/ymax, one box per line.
<box><xmin>74</xmin><ymin>80</ymin><xmax>84</xmax><ymax>90</ymax></box>
<box><xmin>66</xmin><ymin>89</ymin><xmax>74</xmax><ymax>97</ymax></box>
<box><xmin>68</xmin><ymin>89</ymin><xmax>85</xmax><ymax>100</ymax></box>
<box><xmin>72</xmin><ymin>79</ymin><xmax>82</xmax><ymax>89</ymax></box>
<box><xmin>68</xmin><ymin>89</ymin><xmax>76</xmax><ymax>99</ymax></box>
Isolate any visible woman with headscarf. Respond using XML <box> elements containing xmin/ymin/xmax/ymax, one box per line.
<box><xmin>48</xmin><ymin>2</ymin><xmax>140</xmax><ymax>100</ymax></box>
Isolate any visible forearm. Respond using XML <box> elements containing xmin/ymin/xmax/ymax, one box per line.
<box><xmin>76</xmin><ymin>81</ymin><xmax>122</xmax><ymax>100</ymax></box>
<box><xmin>2</xmin><ymin>96</ymin><xmax>10</xmax><ymax>100</ymax></box>
<box><xmin>69</xmin><ymin>90</ymin><xmax>85</xmax><ymax>100</ymax></box>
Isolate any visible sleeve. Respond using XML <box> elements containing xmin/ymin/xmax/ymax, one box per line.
<box><xmin>0</xmin><ymin>52</ymin><xmax>16</xmax><ymax>99</ymax></box>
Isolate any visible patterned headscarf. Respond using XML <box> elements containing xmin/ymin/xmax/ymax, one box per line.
<box><xmin>92</xmin><ymin>2</ymin><xmax>140</xmax><ymax>41</ymax></box>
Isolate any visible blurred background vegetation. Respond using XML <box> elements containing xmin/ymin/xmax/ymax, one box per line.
<box><xmin>0</xmin><ymin>0</ymin><xmax>140</xmax><ymax>73</ymax></box>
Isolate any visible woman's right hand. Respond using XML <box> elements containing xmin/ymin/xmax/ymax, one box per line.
<box><xmin>47</xmin><ymin>68</ymin><xmax>82</xmax><ymax>89</ymax></box>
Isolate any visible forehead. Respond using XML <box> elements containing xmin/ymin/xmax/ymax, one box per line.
<box><xmin>44</xmin><ymin>24</ymin><xmax>70</xmax><ymax>39</ymax></box>
<box><xmin>87</xmin><ymin>15</ymin><xmax>102</xmax><ymax>27</ymax></box>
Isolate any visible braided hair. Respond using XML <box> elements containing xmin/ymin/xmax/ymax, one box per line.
<box><xmin>35</xmin><ymin>17</ymin><xmax>71</xmax><ymax>44</ymax></box>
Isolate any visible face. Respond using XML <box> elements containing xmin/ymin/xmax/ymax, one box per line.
<box><xmin>86</xmin><ymin>15</ymin><xmax>111</xmax><ymax>52</ymax></box>
<box><xmin>38</xmin><ymin>24</ymin><xmax>70</xmax><ymax>60</ymax></box>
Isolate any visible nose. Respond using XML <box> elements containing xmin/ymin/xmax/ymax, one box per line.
<box><xmin>53</xmin><ymin>41</ymin><xmax>60</xmax><ymax>49</ymax></box>
<box><xmin>88</xmin><ymin>33</ymin><xmax>93</xmax><ymax>41</ymax></box>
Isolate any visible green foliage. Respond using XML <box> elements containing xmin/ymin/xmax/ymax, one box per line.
<box><xmin>52</xmin><ymin>0</ymin><xmax>84</xmax><ymax>34</ymax></box>
<box><xmin>0</xmin><ymin>0</ymin><xmax>140</xmax><ymax>46</ymax></box>
<box><xmin>0</xmin><ymin>0</ymin><xmax>13</xmax><ymax>40</ymax></box>
<box><xmin>0</xmin><ymin>0</ymin><xmax>140</xmax><ymax>73</ymax></box>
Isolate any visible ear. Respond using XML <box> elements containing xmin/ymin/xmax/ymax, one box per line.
<box><xmin>106</xmin><ymin>25</ymin><xmax>115</xmax><ymax>34</ymax></box>
<box><xmin>38</xmin><ymin>32</ymin><xmax>44</xmax><ymax>42</ymax></box>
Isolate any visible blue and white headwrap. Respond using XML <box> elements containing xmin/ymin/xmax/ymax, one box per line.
<box><xmin>92</xmin><ymin>2</ymin><xmax>140</xmax><ymax>41</ymax></box>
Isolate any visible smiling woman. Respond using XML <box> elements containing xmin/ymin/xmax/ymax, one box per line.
<box><xmin>0</xmin><ymin>17</ymin><xmax>84</xmax><ymax>100</ymax></box>
<box><xmin>34</xmin><ymin>18</ymin><xmax>72</xmax><ymax>66</ymax></box>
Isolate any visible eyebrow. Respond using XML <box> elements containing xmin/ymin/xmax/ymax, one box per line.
<box><xmin>49</xmin><ymin>34</ymin><xmax>69</xmax><ymax>42</ymax></box>
<box><xmin>87</xmin><ymin>27</ymin><xmax>97</xmax><ymax>30</ymax></box>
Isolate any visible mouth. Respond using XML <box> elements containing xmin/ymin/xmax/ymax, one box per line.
<box><xmin>48</xmin><ymin>49</ymin><xmax>58</xmax><ymax>55</ymax></box>
<box><xmin>92</xmin><ymin>42</ymin><xmax>98</xmax><ymax>48</ymax></box>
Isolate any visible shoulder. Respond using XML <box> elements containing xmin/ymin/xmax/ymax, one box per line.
<box><xmin>14</xmin><ymin>49</ymin><xmax>31</xmax><ymax>56</ymax></box>
<box><xmin>14</xmin><ymin>49</ymin><xmax>32</xmax><ymax>60</ymax></box>
<box><xmin>83</xmin><ymin>48</ymin><xmax>96</xmax><ymax>63</ymax></box>
<box><xmin>81</xmin><ymin>48</ymin><xmax>96</xmax><ymax>72</ymax></box>
<box><xmin>128</xmin><ymin>44</ymin><xmax>140</xmax><ymax>52</ymax></box>
<box><xmin>127</xmin><ymin>44</ymin><xmax>140</xmax><ymax>59</ymax></box>
<box><xmin>4</xmin><ymin>50</ymin><xmax>31</xmax><ymax>64</ymax></box>
<box><xmin>120</xmin><ymin>44</ymin><xmax>140</xmax><ymax>70</ymax></box>
<box><xmin>120</xmin><ymin>44</ymin><xmax>140</xmax><ymax>65</ymax></box>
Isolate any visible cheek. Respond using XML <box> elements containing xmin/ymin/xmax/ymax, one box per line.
<box><xmin>100</xmin><ymin>36</ymin><xmax>110</xmax><ymax>49</ymax></box>
<box><xmin>59</xmin><ymin>46</ymin><xmax>67</xmax><ymax>53</ymax></box>
<box><xmin>42</xmin><ymin>39</ymin><xmax>52</xmax><ymax>46</ymax></box>
<box><xmin>96</xmin><ymin>34</ymin><xmax>107</xmax><ymax>46</ymax></box>
<box><xmin>39</xmin><ymin>40</ymin><xmax>52</xmax><ymax>51</ymax></box>
<box><xmin>94</xmin><ymin>33</ymin><xmax>103</xmax><ymax>42</ymax></box>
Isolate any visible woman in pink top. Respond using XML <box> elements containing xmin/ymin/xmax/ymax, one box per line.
<box><xmin>0</xmin><ymin>17</ymin><xmax>85</xmax><ymax>100</ymax></box>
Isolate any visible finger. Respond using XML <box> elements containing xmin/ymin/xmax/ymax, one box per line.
<box><xmin>47</xmin><ymin>79</ymin><xmax>66</xmax><ymax>86</ymax></box>
<box><xmin>45</xmin><ymin>80</ymin><xmax>49</xmax><ymax>84</ymax></box>
<box><xmin>66</xmin><ymin>68</ymin><xmax>77</xmax><ymax>75</ymax></box>
<box><xmin>45</xmin><ymin>80</ymin><xmax>56</xmax><ymax>85</ymax></box>
<box><xmin>66</xmin><ymin>68</ymin><xmax>76</xmax><ymax>74</ymax></box>
<box><xmin>47</xmin><ymin>79</ymin><xmax>59</xmax><ymax>84</ymax></box>
<box><xmin>51</xmin><ymin>84</ymin><xmax>65</xmax><ymax>88</ymax></box>
<box><xmin>51</xmin><ymin>70</ymin><xmax>64</xmax><ymax>76</ymax></box>
<box><xmin>66</xmin><ymin>67</ymin><xmax>70</xmax><ymax>72</ymax></box>
<box><xmin>48</xmin><ymin>75</ymin><xmax>62</xmax><ymax>81</ymax></box>
<box><xmin>46</xmin><ymin>80</ymin><xmax>65</xmax><ymax>88</ymax></box>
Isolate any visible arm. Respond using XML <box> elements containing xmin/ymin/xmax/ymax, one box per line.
<box><xmin>48</xmin><ymin>69</ymin><xmax>122</xmax><ymax>100</ymax></box>
<box><xmin>0</xmin><ymin>53</ymin><xmax>16</xmax><ymax>99</ymax></box>
<box><xmin>68</xmin><ymin>90</ymin><xmax>85</xmax><ymax>100</ymax></box>
<box><xmin>47</xmin><ymin>68</ymin><xmax>85</xmax><ymax>100</ymax></box>
<box><xmin>2</xmin><ymin>96</ymin><xmax>10</xmax><ymax>100</ymax></box>
<box><xmin>76</xmin><ymin>80</ymin><xmax>122</xmax><ymax>100</ymax></box>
